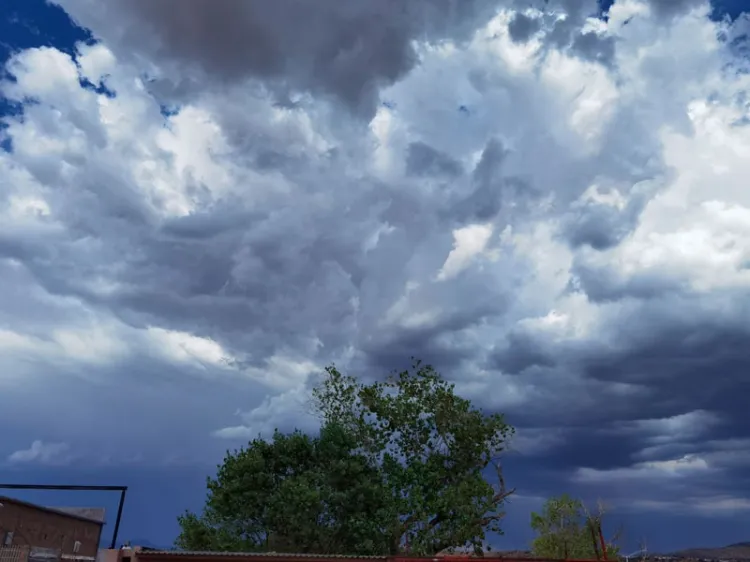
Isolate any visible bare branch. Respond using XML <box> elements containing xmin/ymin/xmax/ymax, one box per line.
<box><xmin>490</xmin><ymin>459</ymin><xmax>515</xmax><ymax>504</ymax></box>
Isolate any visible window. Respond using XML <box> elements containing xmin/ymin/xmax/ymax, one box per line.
<box><xmin>3</xmin><ymin>531</ymin><xmax>14</xmax><ymax>546</ymax></box>
<box><xmin>73</xmin><ymin>541</ymin><xmax>81</xmax><ymax>553</ymax></box>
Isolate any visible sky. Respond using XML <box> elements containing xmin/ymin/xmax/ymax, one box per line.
<box><xmin>1</xmin><ymin>0</ymin><xmax>750</xmax><ymax>554</ymax></box>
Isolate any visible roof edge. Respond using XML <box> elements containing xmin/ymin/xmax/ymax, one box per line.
<box><xmin>135</xmin><ymin>552</ymin><xmax>604</xmax><ymax>562</ymax></box>
<box><xmin>136</xmin><ymin>553</ymin><xmax>387</xmax><ymax>560</ymax></box>
<box><xmin>0</xmin><ymin>495</ymin><xmax>105</xmax><ymax>526</ymax></box>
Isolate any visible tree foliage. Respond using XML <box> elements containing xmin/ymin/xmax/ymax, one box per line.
<box><xmin>176</xmin><ymin>423</ymin><xmax>393</xmax><ymax>554</ymax></box>
<box><xmin>530</xmin><ymin>495</ymin><xmax>621</xmax><ymax>560</ymax></box>
<box><xmin>312</xmin><ymin>361</ymin><xmax>515</xmax><ymax>555</ymax></box>
<box><xmin>177</xmin><ymin>360</ymin><xmax>515</xmax><ymax>555</ymax></box>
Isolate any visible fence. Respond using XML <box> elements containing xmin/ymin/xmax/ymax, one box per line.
<box><xmin>0</xmin><ymin>546</ymin><xmax>30</xmax><ymax>562</ymax></box>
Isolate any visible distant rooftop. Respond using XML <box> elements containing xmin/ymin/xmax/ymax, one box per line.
<box><xmin>134</xmin><ymin>551</ymin><xmax>603</xmax><ymax>562</ymax></box>
<box><xmin>137</xmin><ymin>553</ymin><xmax>386</xmax><ymax>559</ymax></box>
<box><xmin>50</xmin><ymin>507</ymin><xmax>106</xmax><ymax>524</ymax></box>
<box><xmin>0</xmin><ymin>495</ymin><xmax>105</xmax><ymax>525</ymax></box>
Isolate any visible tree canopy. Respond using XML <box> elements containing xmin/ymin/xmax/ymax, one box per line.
<box><xmin>176</xmin><ymin>360</ymin><xmax>515</xmax><ymax>555</ymax></box>
<box><xmin>530</xmin><ymin>495</ymin><xmax>621</xmax><ymax>560</ymax></box>
<box><xmin>176</xmin><ymin>423</ymin><xmax>393</xmax><ymax>554</ymax></box>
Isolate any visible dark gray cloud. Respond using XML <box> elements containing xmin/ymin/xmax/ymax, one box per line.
<box><xmin>52</xmin><ymin>0</ymin><xmax>507</xmax><ymax>119</ymax></box>
<box><xmin>490</xmin><ymin>292</ymin><xmax>750</xmax><ymax>477</ymax></box>
<box><xmin>406</xmin><ymin>141</ymin><xmax>464</xmax><ymax>177</ymax></box>
<box><xmin>563</xmin><ymin>201</ymin><xmax>633</xmax><ymax>250</ymax></box>
<box><xmin>446</xmin><ymin>138</ymin><xmax>543</xmax><ymax>225</ymax></box>
<box><xmin>49</xmin><ymin>0</ymin><xmax>711</xmax><ymax>121</ymax></box>
<box><xmin>561</xmin><ymin>181</ymin><xmax>657</xmax><ymax>251</ymax></box>
<box><xmin>647</xmin><ymin>0</ymin><xmax>707</xmax><ymax>19</ymax></box>
<box><xmin>490</xmin><ymin>330</ymin><xmax>557</xmax><ymax>375</ymax></box>
<box><xmin>571</xmin><ymin>31</ymin><xmax>617</xmax><ymax>66</ymax></box>
<box><xmin>570</xmin><ymin>261</ymin><xmax>687</xmax><ymax>302</ymax></box>
<box><xmin>508</xmin><ymin>13</ymin><xmax>543</xmax><ymax>43</ymax></box>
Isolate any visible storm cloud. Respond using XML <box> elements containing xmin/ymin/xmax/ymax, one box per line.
<box><xmin>2</xmin><ymin>0</ymin><xmax>750</xmax><ymax>551</ymax></box>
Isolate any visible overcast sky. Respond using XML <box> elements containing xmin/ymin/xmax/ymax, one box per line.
<box><xmin>1</xmin><ymin>0</ymin><xmax>750</xmax><ymax>553</ymax></box>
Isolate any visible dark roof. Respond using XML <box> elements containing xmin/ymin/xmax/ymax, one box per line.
<box><xmin>50</xmin><ymin>507</ymin><xmax>106</xmax><ymax>524</ymax></box>
<box><xmin>135</xmin><ymin>553</ymin><xmax>603</xmax><ymax>562</ymax></box>
<box><xmin>0</xmin><ymin>495</ymin><xmax>105</xmax><ymax>525</ymax></box>
<box><xmin>137</xmin><ymin>553</ymin><xmax>386</xmax><ymax>560</ymax></box>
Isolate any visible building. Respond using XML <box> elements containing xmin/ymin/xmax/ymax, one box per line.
<box><xmin>97</xmin><ymin>549</ymin><xmax>390</xmax><ymax>562</ymax></box>
<box><xmin>0</xmin><ymin>496</ymin><xmax>105</xmax><ymax>558</ymax></box>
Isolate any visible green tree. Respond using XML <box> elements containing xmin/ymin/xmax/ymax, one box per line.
<box><xmin>312</xmin><ymin>360</ymin><xmax>515</xmax><ymax>555</ymax></box>
<box><xmin>178</xmin><ymin>360</ymin><xmax>515</xmax><ymax>555</ymax></box>
<box><xmin>176</xmin><ymin>423</ymin><xmax>394</xmax><ymax>554</ymax></box>
<box><xmin>530</xmin><ymin>495</ymin><xmax>621</xmax><ymax>560</ymax></box>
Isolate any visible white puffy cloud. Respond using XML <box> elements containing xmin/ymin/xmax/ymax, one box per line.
<box><xmin>437</xmin><ymin>223</ymin><xmax>496</xmax><ymax>281</ymax></box>
<box><xmin>8</xmin><ymin>441</ymin><xmax>73</xmax><ymax>466</ymax></box>
<box><xmin>214</xmin><ymin>385</ymin><xmax>319</xmax><ymax>440</ymax></box>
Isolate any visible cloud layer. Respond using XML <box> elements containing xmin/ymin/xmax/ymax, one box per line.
<box><xmin>2</xmin><ymin>0</ymin><xmax>750</xmax><ymax>547</ymax></box>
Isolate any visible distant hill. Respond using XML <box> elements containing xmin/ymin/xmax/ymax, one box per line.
<box><xmin>669</xmin><ymin>543</ymin><xmax>750</xmax><ymax>560</ymax></box>
<box><xmin>472</xmin><ymin>545</ymin><xmax>750</xmax><ymax>561</ymax></box>
<box><xmin>123</xmin><ymin>539</ymin><xmax>169</xmax><ymax>550</ymax></box>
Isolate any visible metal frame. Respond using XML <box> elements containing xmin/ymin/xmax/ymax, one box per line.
<box><xmin>0</xmin><ymin>484</ymin><xmax>128</xmax><ymax>549</ymax></box>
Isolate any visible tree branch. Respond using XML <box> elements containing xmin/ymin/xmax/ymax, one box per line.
<box><xmin>491</xmin><ymin>459</ymin><xmax>515</xmax><ymax>504</ymax></box>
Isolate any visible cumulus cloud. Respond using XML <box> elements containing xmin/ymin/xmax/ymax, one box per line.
<box><xmin>47</xmin><ymin>0</ymin><xmax>721</xmax><ymax>120</ymax></box>
<box><xmin>629</xmin><ymin>496</ymin><xmax>750</xmax><ymax>516</ymax></box>
<box><xmin>1</xmin><ymin>0</ymin><xmax>750</xmax><ymax>537</ymax></box>
<box><xmin>437</xmin><ymin>223</ymin><xmax>496</xmax><ymax>281</ymax></box>
<box><xmin>575</xmin><ymin>454</ymin><xmax>713</xmax><ymax>483</ymax></box>
<box><xmin>214</xmin><ymin>385</ymin><xmax>319</xmax><ymax>440</ymax></box>
<box><xmin>49</xmin><ymin>0</ymin><xmax>509</xmax><ymax>120</ymax></box>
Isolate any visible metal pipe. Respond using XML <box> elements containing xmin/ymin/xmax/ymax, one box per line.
<box><xmin>0</xmin><ymin>485</ymin><xmax>127</xmax><ymax>491</ymax></box>
<box><xmin>110</xmin><ymin>488</ymin><xmax>128</xmax><ymax>549</ymax></box>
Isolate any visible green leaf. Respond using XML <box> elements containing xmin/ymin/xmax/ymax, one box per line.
<box><xmin>530</xmin><ymin>495</ymin><xmax>621</xmax><ymax>560</ymax></box>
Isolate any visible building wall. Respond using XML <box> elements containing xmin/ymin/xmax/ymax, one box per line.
<box><xmin>134</xmin><ymin>548</ymin><xmax>602</xmax><ymax>562</ymax></box>
<box><xmin>0</xmin><ymin>500</ymin><xmax>102</xmax><ymax>557</ymax></box>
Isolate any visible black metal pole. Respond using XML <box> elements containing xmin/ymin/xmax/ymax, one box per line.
<box><xmin>0</xmin><ymin>485</ymin><xmax>127</xmax><ymax>491</ymax></box>
<box><xmin>110</xmin><ymin>488</ymin><xmax>127</xmax><ymax>549</ymax></box>
<box><xmin>0</xmin><ymin>484</ymin><xmax>128</xmax><ymax>549</ymax></box>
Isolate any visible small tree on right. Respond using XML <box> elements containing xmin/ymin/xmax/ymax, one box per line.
<box><xmin>530</xmin><ymin>495</ymin><xmax>621</xmax><ymax>560</ymax></box>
